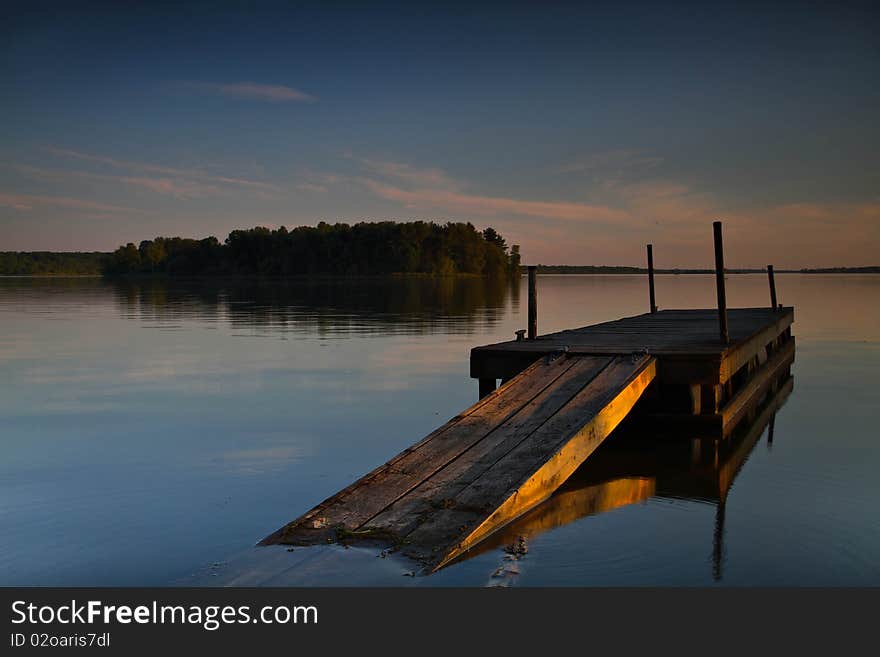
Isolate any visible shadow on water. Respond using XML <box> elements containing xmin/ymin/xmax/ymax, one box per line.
<box><xmin>108</xmin><ymin>276</ymin><xmax>518</xmax><ymax>335</ymax></box>
<box><xmin>455</xmin><ymin>373</ymin><xmax>795</xmax><ymax>582</ymax></box>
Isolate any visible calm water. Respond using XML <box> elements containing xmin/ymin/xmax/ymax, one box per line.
<box><xmin>1</xmin><ymin>274</ymin><xmax>878</xmax><ymax>586</ymax></box>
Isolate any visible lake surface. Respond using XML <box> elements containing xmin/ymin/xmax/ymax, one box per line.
<box><xmin>1</xmin><ymin>274</ymin><xmax>878</xmax><ymax>586</ymax></box>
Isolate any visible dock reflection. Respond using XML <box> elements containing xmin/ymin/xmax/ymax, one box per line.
<box><xmin>459</xmin><ymin>374</ymin><xmax>795</xmax><ymax>580</ymax></box>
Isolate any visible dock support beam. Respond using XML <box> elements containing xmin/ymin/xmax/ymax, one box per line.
<box><xmin>478</xmin><ymin>378</ymin><xmax>496</xmax><ymax>399</ymax></box>
<box><xmin>527</xmin><ymin>265</ymin><xmax>537</xmax><ymax>340</ymax></box>
<box><xmin>767</xmin><ymin>264</ymin><xmax>778</xmax><ymax>310</ymax></box>
<box><xmin>713</xmin><ymin>221</ymin><xmax>729</xmax><ymax>344</ymax></box>
<box><xmin>647</xmin><ymin>244</ymin><xmax>657</xmax><ymax>313</ymax></box>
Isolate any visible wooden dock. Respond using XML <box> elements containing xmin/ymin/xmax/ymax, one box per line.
<box><xmin>473</xmin><ymin>307</ymin><xmax>794</xmax><ymax>438</ymax></box>
<box><xmin>262</xmin><ymin>308</ymin><xmax>793</xmax><ymax>570</ymax></box>
<box><xmin>262</xmin><ymin>224</ymin><xmax>796</xmax><ymax>571</ymax></box>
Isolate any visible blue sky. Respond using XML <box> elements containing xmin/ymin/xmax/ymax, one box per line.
<box><xmin>1</xmin><ymin>1</ymin><xmax>878</xmax><ymax>267</ymax></box>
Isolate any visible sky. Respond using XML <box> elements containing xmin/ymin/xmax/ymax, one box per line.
<box><xmin>1</xmin><ymin>1</ymin><xmax>878</xmax><ymax>268</ymax></box>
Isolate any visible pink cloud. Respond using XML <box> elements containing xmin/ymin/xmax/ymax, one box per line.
<box><xmin>44</xmin><ymin>148</ymin><xmax>278</xmax><ymax>191</ymax></box>
<box><xmin>9</xmin><ymin>164</ymin><xmax>222</xmax><ymax>199</ymax></box>
<box><xmin>556</xmin><ymin>150</ymin><xmax>663</xmax><ymax>175</ymax></box>
<box><xmin>348</xmin><ymin>157</ymin><xmax>632</xmax><ymax>224</ymax></box>
<box><xmin>357</xmin><ymin>157</ymin><xmax>460</xmax><ymax>189</ymax></box>
<box><xmin>119</xmin><ymin>176</ymin><xmax>220</xmax><ymax>199</ymax></box>
<box><xmin>0</xmin><ymin>192</ymin><xmax>142</xmax><ymax>214</ymax></box>
<box><xmin>180</xmin><ymin>81</ymin><xmax>316</xmax><ymax>102</ymax></box>
<box><xmin>295</xmin><ymin>182</ymin><xmax>329</xmax><ymax>193</ymax></box>
<box><xmin>345</xmin><ymin>156</ymin><xmax>879</xmax><ymax>268</ymax></box>
<box><xmin>359</xmin><ymin>178</ymin><xmax>631</xmax><ymax>223</ymax></box>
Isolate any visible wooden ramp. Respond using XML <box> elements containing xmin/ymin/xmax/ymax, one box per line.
<box><xmin>262</xmin><ymin>351</ymin><xmax>656</xmax><ymax>570</ymax></box>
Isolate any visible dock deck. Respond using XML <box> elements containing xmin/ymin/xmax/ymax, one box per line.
<box><xmin>473</xmin><ymin>307</ymin><xmax>794</xmax><ymax>437</ymax></box>
<box><xmin>473</xmin><ymin>307</ymin><xmax>793</xmax><ymax>384</ymax></box>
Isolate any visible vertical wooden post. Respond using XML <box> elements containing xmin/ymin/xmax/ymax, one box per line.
<box><xmin>713</xmin><ymin>221</ymin><xmax>729</xmax><ymax>344</ymax></box>
<box><xmin>767</xmin><ymin>264</ymin><xmax>778</xmax><ymax>310</ymax></box>
<box><xmin>647</xmin><ymin>244</ymin><xmax>657</xmax><ymax>313</ymax></box>
<box><xmin>527</xmin><ymin>265</ymin><xmax>537</xmax><ymax>340</ymax></box>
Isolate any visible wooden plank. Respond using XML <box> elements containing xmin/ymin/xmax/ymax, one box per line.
<box><xmin>718</xmin><ymin>308</ymin><xmax>793</xmax><ymax>383</ymax></box>
<box><xmin>403</xmin><ymin>354</ymin><xmax>657</xmax><ymax>569</ymax></box>
<box><xmin>362</xmin><ymin>355</ymin><xmax>612</xmax><ymax>538</ymax></box>
<box><xmin>262</xmin><ymin>353</ymin><xmax>578</xmax><ymax>544</ymax></box>
<box><xmin>720</xmin><ymin>338</ymin><xmax>795</xmax><ymax>437</ymax></box>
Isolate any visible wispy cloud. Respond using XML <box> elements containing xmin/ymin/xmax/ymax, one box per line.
<box><xmin>45</xmin><ymin>148</ymin><xmax>277</xmax><ymax>190</ymax></box>
<box><xmin>332</xmin><ymin>155</ymin><xmax>879</xmax><ymax>268</ymax></box>
<box><xmin>45</xmin><ymin>147</ymin><xmax>192</xmax><ymax>177</ymax></box>
<box><xmin>9</xmin><ymin>164</ymin><xmax>222</xmax><ymax>199</ymax></box>
<box><xmin>0</xmin><ymin>192</ymin><xmax>143</xmax><ymax>214</ymax></box>
<box><xmin>293</xmin><ymin>170</ymin><xmax>342</xmax><ymax>195</ymax></box>
<box><xmin>295</xmin><ymin>182</ymin><xmax>330</xmax><ymax>193</ymax></box>
<box><xmin>347</xmin><ymin>156</ymin><xmax>632</xmax><ymax>224</ymax></box>
<box><xmin>359</xmin><ymin>178</ymin><xmax>631</xmax><ymax>223</ymax></box>
<box><xmin>179</xmin><ymin>81</ymin><xmax>316</xmax><ymax>102</ymax></box>
<box><xmin>23</xmin><ymin>147</ymin><xmax>279</xmax><ymax>200</ymax></box>
<box><xmin>555</xmin><ymin>150</ymin><xmax>663</xmax><ymax>175</ymax></box>
<box><xmin>356</xmin><ymin>156</ymin><xmax>460</xmax><ymax>190</ymax></box>
<box><xmin>118</xmin><ymin>176</ymin><xmax>220</xmax><ymax>198</ymax></box>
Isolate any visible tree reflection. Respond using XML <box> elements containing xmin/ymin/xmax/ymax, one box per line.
<box><xmin>107</xmin><ymin>276</ymin><xmax>517</xmax><ymax>336</ymax></box>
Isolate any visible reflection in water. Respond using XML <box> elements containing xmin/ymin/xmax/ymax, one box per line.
<box><xmin>2</xmin><ymin>273</ymin><xmax>878</xmax><ymax>586</ymax></box>
<box><xmin>464</xmin><ymin>375</ymin><xmax>794</xmax><ymax>582</ymax></box>
<box><xmin>108</xmin><ymin>277</ymin><xmax>517</xmax><ymax>336</ymax></box>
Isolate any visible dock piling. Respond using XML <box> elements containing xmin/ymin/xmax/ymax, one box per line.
<box><xmin>713</xmin><ymin>221</ymin><xmax>729</xmax><ymax>344</ymax></box>
<box><xmin>647</xmin><ymin>244</ymin><xmax>657</xmax><ymax>313</ymax></box>
<box><xmin>528</xmin><ymin>265</ymin><xmax>537</xmax><ymax>340</ymax></box>
<box><xmin>767</xmin><ymin>264</ymin><xmax>778</xmax><ymax>310</ymax></box>
<box><xmin>478</xmin><ymin>378</ymin><xmax>497</xmax><ymax>399</ymax></box>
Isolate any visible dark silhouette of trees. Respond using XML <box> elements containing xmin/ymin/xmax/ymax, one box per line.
<box><xmin>0</xmin><ymin>252</ymin><xmax>107</xmax><ymax>275</ymax></box>
<box><xmin>103</xmin><ymin>221</ymin><xmax>521</xmax><ymax>278</ymax></box>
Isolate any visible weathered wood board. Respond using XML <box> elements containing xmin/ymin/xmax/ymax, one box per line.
<box><xmin>262</xmin><ymin>352</ymin><xmax>657</xmax><ymax>570</ymax></box>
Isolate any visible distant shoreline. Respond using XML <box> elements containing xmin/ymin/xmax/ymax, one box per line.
<box><xmin>1</xmin><ymin>268</ymin><xmax>878</xmax><ymax>279</ymax></box>
<box><xmin>1</xmin><ymin>251</ymin><xmax>877</xmax><ymax>277</ymax></box>
<box><xmin>527</xmin><ymin>266</ymin><xmax>880</xmax><ymax>275</ymax></box>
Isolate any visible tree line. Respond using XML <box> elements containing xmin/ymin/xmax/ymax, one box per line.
<box><xmin>103</xmin><ymin>221</ymin><xmax>521</xmax><ymax>277</ymax></box>
<box><xmin>0</xmin><ymin>252</ymin><xmax>106</xmax><ymax>275</ymax></box>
